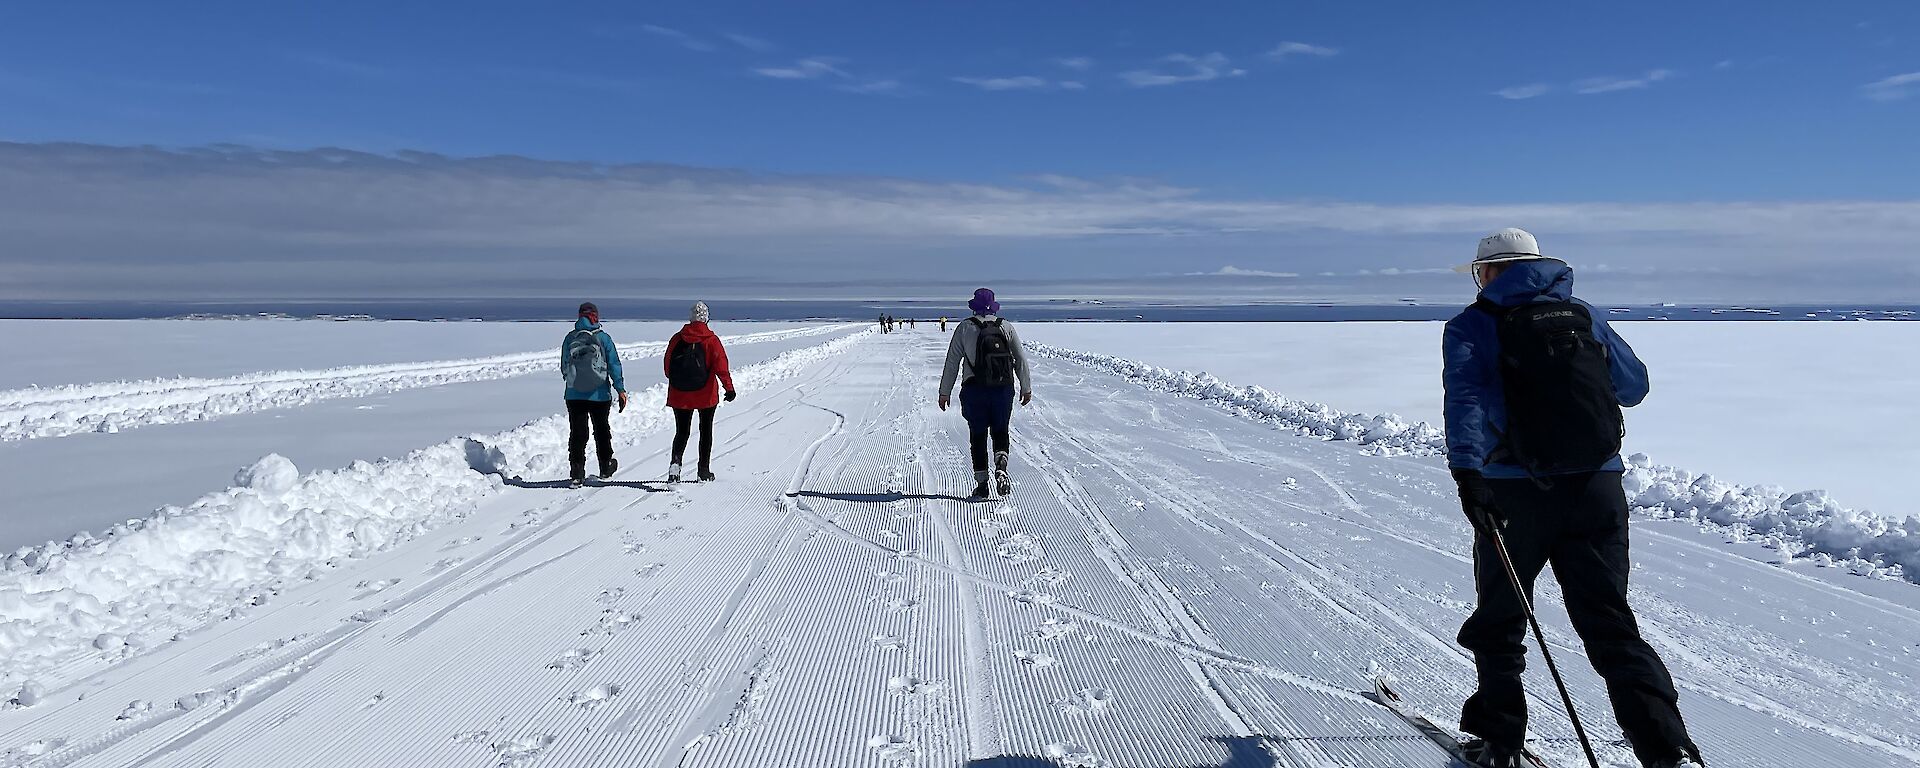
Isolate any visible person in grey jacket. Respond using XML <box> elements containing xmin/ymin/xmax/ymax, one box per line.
<box><xmin>938</xmin><ymin>288</ymin><xmax>1034</xmax><ymax>499</ymax></box>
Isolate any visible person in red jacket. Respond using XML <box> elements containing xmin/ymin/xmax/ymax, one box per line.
<box><xmin>663</xmin><ymin>301</ymin><xmax>736</xmax><ymax>482</ymax></box>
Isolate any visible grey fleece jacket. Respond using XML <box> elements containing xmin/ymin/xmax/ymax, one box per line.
<box><xmin>939</xmin><ymin>315</ymin><xmax>1033</xmax><ymax>397</ymax></box>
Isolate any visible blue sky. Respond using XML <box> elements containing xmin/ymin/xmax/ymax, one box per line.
<box><xmin>1</xmin><ymin>1</ymin><xmax>1916</xmax><ymax>302</ymax></box>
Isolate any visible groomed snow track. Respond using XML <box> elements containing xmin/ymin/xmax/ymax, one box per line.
<box><xmin>3</xmin><ymin>330</ymin><xmax>1916</xmax><ymax>768</ymax></box>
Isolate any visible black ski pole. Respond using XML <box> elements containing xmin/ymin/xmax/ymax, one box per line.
<box><xmin>1484</xmin><ymin>515</ymin><xmax>1603</xmax><ymax>768</ymax></box>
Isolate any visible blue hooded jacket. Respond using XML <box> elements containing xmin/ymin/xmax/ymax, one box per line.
<box><xmin>562</xmin><ymin>317</ymin><xmax>627</xmax><ymax>402</ymax></box>
<box><xmin>1442</xmin><ymin>260</ymin><xmax>1648</xmax><ymax>479</ymax></box>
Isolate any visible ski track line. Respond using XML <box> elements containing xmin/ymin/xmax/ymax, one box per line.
<box><xmin>779</xmin><ymin>479</ymin><xmax>1378</xmax><ymax>710</ymax></box>
<box><xmin>0</xmin><ymin>324</ymin><xmax>856</xmax><ymax>441</ymax></box>
<box><xmin>903</xmin><ymin>373</ymin><xmax>1002</xmax><ymax>762</ymax></box>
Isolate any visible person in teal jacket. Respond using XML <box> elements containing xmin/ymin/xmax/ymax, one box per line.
<box><xmin>562</xmin><ymin>302</ymin><xmax>627</xmax><ymax>484</ymax></box>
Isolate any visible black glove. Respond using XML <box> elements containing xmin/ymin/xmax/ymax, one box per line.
<box><xmin>1451</xmin><ymin>468</ymin><xmax>1505</xmax><ymax>534</ymax></box>
<box><xmin>723</xmin><ymin>390</ymin><xmax>737</xmax><ymax>403</ymax></box>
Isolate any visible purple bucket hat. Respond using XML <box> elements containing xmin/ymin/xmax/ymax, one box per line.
<box><xmin>968</xmin><ymin>288</ymin><xmax>999</xmax><ymax>315</ymax></box>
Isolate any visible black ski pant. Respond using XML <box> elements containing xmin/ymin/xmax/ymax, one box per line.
<box><xmin>671</xmin><ymin>407</ymin><xmax>716</xmax><ymax>473</ymax></box>
<box><xmin>565</xmin><ymin>399</ymin><xmax>614</xmax><ymax>478</ymax></box>
<box><xmin>1458</xmin><ymin>470</ymin><xmax>1699</xmax><ymax>765</ymax></box>
<box><xmin>959</xmin><ymin>383</ymin><xmax>1014</xmax><ymax>474</ymax></box>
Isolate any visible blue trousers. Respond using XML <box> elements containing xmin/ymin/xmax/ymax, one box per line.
<box><xmin>958</xmin><ymin>383</ymin><xmax>1014</xmax><ymax>472</ymax></box>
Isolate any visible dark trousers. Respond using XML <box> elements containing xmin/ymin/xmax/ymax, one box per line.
<box><xmin>959</xmin><ymin>382</ymin><xmax>1014</xmax><ymax>472</ymax></box>
<box><xmin>565</xmin><ymin>399</ymin><xmax>614</xmax><ymax>478</ymax></box>
<box><xmin>671</xmin><ymin>407</ymin><xmax>716</xmax><ymax>473</ymax></box>
<box><xmin>1458</xmin><ymin>471</ymin><xmax>1698</xmax><ymax>765</ymax></box>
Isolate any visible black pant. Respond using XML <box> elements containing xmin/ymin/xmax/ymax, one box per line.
<box><xmin>671</xmin><ymin>407</ymin><xmax>716</xmax><ymax>473</ymax></box>
<box><xmin>1458</xmin><ymin>471</ymin><xmax>1698</xmax><ymax>765</ymax></box>
<box><xmin>565</xmin><ymin>399</ymin><xmax>614</xmax><ymax>478</ymax></box>
<box><xmin>959</xmin><ymin>383</ymin><xmax>1015</xmax><ymax>473</ymax></box>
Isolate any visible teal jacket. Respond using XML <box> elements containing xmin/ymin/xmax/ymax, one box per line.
<box><xmin>562</xmin><ymin>317</ymin><xmax>627</xmax><ymax>401</ymax></box>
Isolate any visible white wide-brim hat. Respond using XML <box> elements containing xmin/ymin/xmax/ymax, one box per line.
<box><xmin>1454</xmin><ymin>227</ymin><xmax>1554</xmax><ymax>273</ymax></box>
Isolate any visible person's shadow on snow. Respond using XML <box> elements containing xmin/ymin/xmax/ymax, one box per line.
<box><xmin>791</xmin><ymin>490</ymin><xmax>976</xmax><ymax>503</ymax></box>
<box><xmin>967</xmin><ymin>736</ymin><xmax>1279</xmax><ymax>768</ymax></box>
<box><xmin>503</xmin><ymin>477</ymin><xmax>670</xmax><ymax>492</ymax></box>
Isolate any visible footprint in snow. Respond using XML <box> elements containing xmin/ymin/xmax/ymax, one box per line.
<box><xmin>1008</xmin><ymin>589</ymin><xmax>1056</xmax><ymax>606</ymax></box>
<box><xmin>1023</xmin><ymin>567</ymin><xmax>1069</xmax><ymax>588</ymax></box>
<box><xmin>978</xmin><ymin>518</ymin><xmax>1009</xmax><ymax>538</ymax></box>
<box><xmin>886</xmin><ymin>675</ymin><xmax>941</xmax><ymax>695</ymax></box>
<box><xmin>582</xmin><ymin>610</ymin><xmax>637</xmax><ymax>636</ymax></box>
<box><xmin>641</xmin><ymin>511</ymin><xmax>670</xmax><ymax>521</ymax></box>
<box><xmin>491</xmin><ymin>734</ymin><xmax>556</xmax><ymax>768</ymax></box>
<box><xmin>995</xmin><ymin>533</ymin><xmax>1044</xmax><ymax>564</ymax></box>
<box><xmin>2</xmin><ymin>738</ymin><xmax>68</xmax><ymax>762</ymax></box>
<box><xmin>1051</xmin><ymin>687</ymin><xmax>1114</xmax><ymax>715</ymax></box>
<box><xmin>884</xmin><ymin>597</ymin><xmax>917</xmax><ymax>613</ymax></box>
<box><xmin>634</xmin><ymin>563</ymin><xmax>666</xmax><ymax>578</ymax></box>
<box><xmin>352</xmin><ymin>578</ymin><xmax>402</xmax><ymax>599</ymax></box>
<box><xmin>595</xmin><ymin>587</ymin><xmax>626</xmax><ymax>604</ymax></box>
<box><xmin>546</xmin><ymin>648</ymin><xmax>597</xmax><ymax>671</ymax></box>
<box><xmin>655</xmin><ymin>526</ymin><xmax>684</xmax><ymax>539</ymax></box>
<box><xmin>116</xmin><ymin>700</ymin><xmax>153</xmax><ymax>720</ymax></box>
<box><xmin>1045</xmin><ymin>741</ymin><xmax>1110</xmax><ymax>767</ymax></box>
<box><xmin>869</xmin><ymin>634</ymin><xmax>905</xmax><ymax>651</ymax></box>
<box><xmin>866</xmin><ymin>733</ymin><xmax>917</xmax><ymax>761</ymax></box>
<box><xmin>1029</xmin><ymin>619</ymin><xmax>1080</xmax><ymax>641</ymax></box>
<box><xmin>620</xmin><ymin>541</ymin><xmax>648</xmax><ymax>555</ymax></box>
<box><xmin>566</xmin><ymin>683</ymin><xmax>622</xmax><ymax>710</ymax></box>
<box><xmin>1012</xmin><ymin>649</ymin><xmax>1057</xmax><ymax>669</ymax></box>
<box><xmin>440</xmin><ymin>536</ymin><xmax>482</xmax><ymax>551</ymax></box>
<box><xmin>427</xmin><ymin>557</ymin><xmax>465</xmax><ymax>574</ymax></box>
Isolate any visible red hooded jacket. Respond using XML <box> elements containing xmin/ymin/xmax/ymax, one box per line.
<box><xmin>663</xmin><ymin>322</ymin><xmax>734</xmax><ymax>410</ymax></box>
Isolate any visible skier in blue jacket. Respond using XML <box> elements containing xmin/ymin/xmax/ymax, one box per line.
<box><xmin>561</xmin><ymin>302</ymin><xmax>628</xmax><ymax>486</ymax></box>
<box><xmin>1443</xmin><ymin>229</ymin><xmax>1702</xmax><ymax>768</ymax></box>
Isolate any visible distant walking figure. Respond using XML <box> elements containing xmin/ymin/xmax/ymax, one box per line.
<box><xmin>561</xmin><ymin>302</ymin><xmax>628</xmax><ymax>487</ymax></box>
<box><xmin>1444</xmin><ymin>229</ymin><xmax>1703</xmax><ymax>768</ymax></box>
<box><xmin>938</xmin><ymin>288</ymin><xmax>1033</xmax><ymax>500</ymax></box>
<box><xmin>664</xmin><ymin>301</ymin><xmax>736</xmax><ymax>483</ymax></box>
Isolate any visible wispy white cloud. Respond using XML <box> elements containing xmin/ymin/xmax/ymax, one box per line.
<box><xmin>1574</xmin><ymin>68</ymin><xmax>1673</xmax><ymax>94</ymax></box>
<box><xmin>723</xmin><ymin>32</ymin><xmax>775</xmax><ymax>52</ymax></box>
<box><xmin>1714</xmin><ymin>59</ymin><xmax>1735</xmax><ymax>70</ymax></box>
<box><xmin>639</xmin><ymin>24</ymin><xmax>717</xmax><ymax>52</ymax></box>
<box><xmin>1199</xmin><ymin>266</ymin><xmax>1302</xmax><ymax>278</ymax></box>
<box><xmin>1119</xmin><ymin>53</ymin><xmax>1246</xmax><ymax>88</ymax></box>
<box><xmin>952</xmin><ymin>75</ymin><xmax>1084</xmax><ymax>92</ymax></box>
<box><xmin>1861</xmin><ymin>71</ymin><xmax>1920</xmax><ymax>101</ymax></box>
<box><xmin>5</xmin><ymin>143</ymin><xmax>1912</xmax><ymax>298</ymax></box>
<box><xmin>1266</xmin><ymin>41</ymin><xmax>1339</xmax><ymax>59</ymax></box>
<box><xmin>1055</xmin><ymin>56</ymin><xmax>1094</xmax><ymax>71</ymax></box>
<box><xmin>1493</xmin><ymin>83</ymin><xmax>1552</xmax><ymax>100</ymax></box>
<box><xmin>753</xmin><ymin>58</ymin><xmax>848</xmax><ymax>80</ymax></box>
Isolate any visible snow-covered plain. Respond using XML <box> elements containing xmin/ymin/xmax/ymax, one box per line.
<box><xmin>1023</xmin><ymin>321</ymin><xmax>1920</xmax><ymax>523</ymax></box>
<box><xmin>2</xmin><ymin>322</ymin><xmax>1916</xmax><ymax>768</ymax></box>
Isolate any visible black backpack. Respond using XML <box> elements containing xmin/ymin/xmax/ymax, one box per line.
<box><xmin>969</xmin><ymin>317</ymin><xmax>1018</xmax><ymax>387</ymax></box>
<box><xmin>668</xmin><ymin>338</ymin><xmax>710</xmax><ymax>392</ymax></box>
<box><xmin>1475</xmin><ymin>299</ymin><xmax>1623</xmax><ymax>476</ymax></box>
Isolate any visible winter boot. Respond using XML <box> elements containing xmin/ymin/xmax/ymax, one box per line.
<box><xmin>667</xmin><ymin>462</ymin><xmax>683</xmax><ymax>484</ymax></box>
<box><xmin>1460</xmin><ymin>740</ymin><xmax>1544</xmax><ymax>768</ymax></box>
<box><xmin>698</xmin><ymin>470</ymin><xmax>717</xmax><ymax>482</ymax></box>
<box><xmin>1643</xmin><ymin>749</ymin><xmax>1707</xmax><ymax>768</ymax></box>
<box><xmin>968</xmin><ymin>471</ymin><xmax>992</xmax><ymax>501</ymax></box>
<box><xmin>569</xmin><ymin>463</ymin><xmax>587</xmax><ymax>488</ymax></box>
<box><xmin>993</xmin><ymin>451</ymin><xmax>1012</xmax><ymax>497</ymax></box>
<box><xmin>599</xmin><ymin>457</ymin><xmax>618</xmax><ymax>480</ymax></box>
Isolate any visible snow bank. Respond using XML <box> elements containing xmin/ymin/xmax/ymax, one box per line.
<box><xmin>0</xmin><ymin>324</ymin><xmax>852</xmax><ymax>442</ymax></box>
<box><xmin>1028</xmin><ymin>342</ymin><xmax>1919</xmax><ymax>584</ymax></box>
<box><xmin>0</xmin><ymin>331</ymin><xmax>869</xmax><ymax>690</ymax></box>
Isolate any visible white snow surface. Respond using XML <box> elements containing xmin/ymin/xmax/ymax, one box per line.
<box><xmin>1</xmin><ymin>328</ymin><xmax>1916</xmax><ymax>768</ymax></box>
<box><xmin>0</xmin><ymin>325</ymin><xmax>851</xmax><ymax>442</ymax></box>
<box><xmin>1027</xmin><ymin>341</ymin><xmax>1920</xmax><ymax>584</ymax></box>
<box><xmin>1022</xmin><ymin>321</ymin><xmax>1920</xmax><ymax>522</ymax></box>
